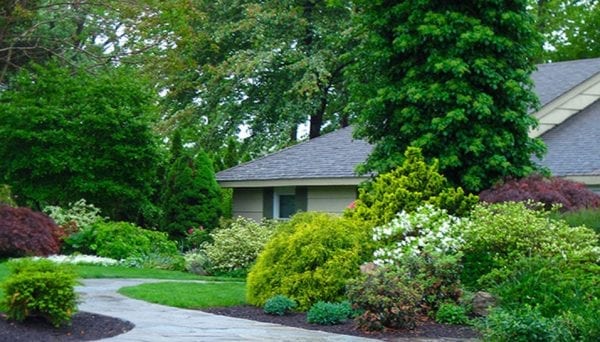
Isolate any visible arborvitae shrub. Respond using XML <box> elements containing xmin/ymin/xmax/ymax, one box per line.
<box><xmin>0</xmin><ymin>205</ymin><xmax>63</xmax><ymax>257</ymax></box>
<box><xmin>348</xmin><ymin>147</ymin><xmax>478</xmax><ymax>226</ymax></box>
<box><xmin>479</xmin><ymin>175</ymin><xmax>600</xmax><ymax>212</ymax></box>
<box><xmin>246</xmin><ymin>212</ymin><xmax>372</xmax><ymax>310</ymax></box>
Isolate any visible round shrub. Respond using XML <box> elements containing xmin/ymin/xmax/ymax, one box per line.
<box><xmin>0</xmin><ymin>205</ymin><xmax>63</xmax><ymax>257</ymax></box>
<box><xmin>461</xmin><ymin>202</ymin><xmax>599</xmax><ymax>288</ymax></box>
<box><xmin>348</xmin><ymin>147</ymin><xmax>478</xmax><ymax>226</ymax></box>
<box><xmin>263</xmin><ymin>295</ymin><xmax>297</xmax><ymax>316</ymax></box>
<box><xmin>479</xmin><ymin>175</ymin><xmax>600</xmax><ymax>212</ymax></box>
<box><xmin>1</xmin><ymin>259</ymin><xmax>78</xmax><ymax>327</ymax></box>
<box><xmin>203</xmin><ymin>217</ymin><xmax>276</xmax><ymax>275</ymax></box>
<box><xmin>306</xmin><ymin>301</ymin><xmax>352</xmax><ymax>325</ymax></box>
<box><xmin>246</xmin><ymin>212</ymin><xmax>372</xmax><ymax>310</ymax></box>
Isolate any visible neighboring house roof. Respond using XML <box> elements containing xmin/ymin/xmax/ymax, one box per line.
<box><xmin>217</xmin><ymin>126</ymin><xmax>373</xmax><ymax>187</ymax></box>
<box><xmin>217</xmin><ymin>58</ymin><xmax>600</xmax><ymax>187</ymax></box>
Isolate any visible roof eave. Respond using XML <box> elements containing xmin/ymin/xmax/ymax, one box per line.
<box><xmin>218</xmin><ymin>177</ymin><xmax>371</xmax><ymax>188</ymax></box>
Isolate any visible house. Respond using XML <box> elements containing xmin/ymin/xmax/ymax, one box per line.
<box><xmin>217</xmin><ymin>58</ymin><xmax>600</xmax><ymax>219</ymax></box>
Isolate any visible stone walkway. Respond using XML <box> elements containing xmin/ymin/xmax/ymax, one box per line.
<box><xmin>77</xmin><ymin>279</ymin><xmax>378</xmax><ymax>341</ymax></box>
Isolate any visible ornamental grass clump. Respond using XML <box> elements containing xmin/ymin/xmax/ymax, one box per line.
<box><xmin>1</xmin><ymin>258</ymin><xmax>78</xmax><ymax>327</ymax></box>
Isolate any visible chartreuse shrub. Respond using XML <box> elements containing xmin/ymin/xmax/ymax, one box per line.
<box><xmin>307</xmin><ymin>301</ymin><xmax>353</xmax><ymax>325</ymax></box>
<box><xmin>263</xmin><ymin>295</ymin><xmax>297</xmax><ymax>316</ymax></box>
<box><xmin>202</xmin><ymin>217</ymin><xmax>277</xmax><ymax>275</ymax></box>
<box><xmin>348</xmin><ymin>147</ymin><xmax>478</xmax><ymax>226</ymax></box>
<box><xmin>0</xmin><ymin>205</ymin><xmax>63</xmax><ymax>257</ymax></box>
<box><xmin>1</xmin><ymin>259</ymin><xmax>77</xmax><ymax>327</ymax></box>
<box><xmin>246</xmin><ymin>212</ymin><xmax>372</xmax><ymax>310</ymax></box>
<box><xmin>479</xmin><ymin>175</ymin><xmax>600</xmax><ymax>212</ymax></box>
<box><xmin>461</xmin><ymin>202</ymin><xmax>599</xmax><ymax>288</ymax></box>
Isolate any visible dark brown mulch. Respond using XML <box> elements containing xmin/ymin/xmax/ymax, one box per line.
<box><xmin>202</xmin><ymin>305</ymin><xmax>481</xmax><ymax>341</ymax></box>
<box><xmin>0</xmin><ymin>311</ymin><xmax>134</xmax><ymax>342</ymax></box>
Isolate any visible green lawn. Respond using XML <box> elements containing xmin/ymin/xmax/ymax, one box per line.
<box><xmin>118</xmin><ymin>281</ymin><xmax>246</xmax><ymax>309</ymax></box>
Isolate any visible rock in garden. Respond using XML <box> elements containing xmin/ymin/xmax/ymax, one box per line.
<box><xmin>472</xmin><ymin>291</ymin><xmax>496</xmax><ymax>316</ymax></box>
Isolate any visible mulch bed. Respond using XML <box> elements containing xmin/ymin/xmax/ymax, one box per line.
<box><xmin>0</xmin><ymin>311</ymin><xmax>134</xmax><ymax>342</ymax></box>
<box><xmin>202</xmin><ymin>305</ymin><xmax>481</xmax><ymax>341</ymax></box>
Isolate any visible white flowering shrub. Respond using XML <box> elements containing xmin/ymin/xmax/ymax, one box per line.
<box><xmin>203</xmin><ymin>217</ymin><xmax>277</xmax><ymax>274</ymax></box>
<box><xmin>43</xmin><ymin>199</ymin><xmax>105</xmax><ymax>233</ymax></box>
<box><xmin>34</xmin><ymin>254</ymin><xmax>119</xmax><ymax>266</ymax></box>
<box><xmin>372</xmin><ymin>204</ymin><xmax>468</xmax><ymax>266</ymax></box>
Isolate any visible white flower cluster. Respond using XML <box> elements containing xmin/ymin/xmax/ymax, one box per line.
<box><xmin>34</xmin><ymin>254</ymin><xmax>119</xmax><ymax>266</ymax></box>
<box><xmin>372</xmin><ymin>204</ymin><xmax>468</xmax><ymax>266</ymax></box>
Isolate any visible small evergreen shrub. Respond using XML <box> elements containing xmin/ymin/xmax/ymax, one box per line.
<box><xmin>479</xmin><ymin>175</ymin><xmax>600</xmax><ymax>212</ymax></box>
<box><xmin>0</xmin><ymin>205</ymin><xmax>63</xmax><ymax>257</ymax></box>
<box><xmin>461</xmin><ymin>202</ymin><xmax>599</xmax><ymax>288</ymax></box>
<box><xmin>348</xmin><ymin>147</ymin><xmax>478</xmax><ymax>226</ymax></box>
<box><xmin>246</xmin><ymin>212</ymin><xmax>372</xmax><ymax>310</ymax></box>
<box><xmin>306</xmin><ymin>301</ymin><xmax>353</xmax><ymax>325</ymax></box>
<box><xmin>478</xmin><ymin>306</ymin><xmax>572</xmax><ymax>342</ymax></box>
<box><xmin>1</xmin><ymin>259</ymin><xmax>78</xmax><ymax>327</ymax></box>
<box><xmin>263</xmin><ymin>295</ymin><xmax>297</xmax><ymax>316</ymax></box>
<box><xmin>347</xmin><ymin>267</ymin><xmax>423</xmax><ymax>331</ymax></box>
<box><xmin>435</xmin><ymin>303</ymin><xmax>469</xmax><ymax>325</ymax></box>
<box><xmin>203</xmin><ymin>217</ymin><xmax>276</xmax><ymax>274</ymax></box>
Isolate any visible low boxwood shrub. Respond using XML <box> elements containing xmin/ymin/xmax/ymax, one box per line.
<box><xmin>479</xmin><ymin>174</ymin><xmax>600</xmax><ymax>212</ymax></box>
<box><xmin>246</xmin><ymin>212</ymin><xmax>372</xmax><ymax>310</ymax></box>
<box><xmin>0</xmin><ymin>205</ymin><xmax>63</xmax><ymax>257</ymax></box>
<box><xmin>347</xmin><ymin>266</ymin><xmax>422</xmax><ymax>331</ymax></box>
<box><xmin>1</xmin><ymin>259</ymin><xmax>78</xmax><ymax>327</ymax></box>
<box><xmin>347</xmin><ymin>147</ymin><xmax>478</xmax><ymax>226</ymax></box>
<box><xmin>263</xmin><ymin>295</ymin><xmax>297</xmax><ymax>316</ymax></box>
<box><xmin>306</xmin><ymin>301</ymin><xmax>352</xmax><ymax>325</ymax></box>
<box><xmin>203</xmin><ymin>217</ymin><xmax>277</xmax><ymax>275</ymax></box>
<box><xmin>435</xmin><ymin>303</ymin><xmax>469</xmax><ymax>325</ymax></box>
<box><xmin>461</xmin><ymin>202</ymin><xmax>599</xmax><ymax>288</ymax></box>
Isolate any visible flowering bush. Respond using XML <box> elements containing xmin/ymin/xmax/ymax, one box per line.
<box><xmin>35</xmin><ymin>254</ymin><xmax>119</xmax><ymax>266</ymax></box>
<box><xmin>203</xmin><ymin>217</ymin><xmax>276</xmax><ymax>274</ymax></box>
<box><xmin>372</xmin><ymin>204</ymin><xmax>468</xmax><ymax>265</ymax></box>
<box><xmin>43</xmin><ymin>199</ymin><xmax>105</xmax><ymax>235</ymax></box>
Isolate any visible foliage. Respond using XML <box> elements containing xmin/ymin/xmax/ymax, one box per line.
<box><xmin>183</xmin><ymin>226</ymin><xmax>211</xmax><ymax>251</ymax></box>
<box><xmin>461</xmin><ymin>202</ymin><xmax>599</xmax><ymax>288</ymax></box>
<box><xmin>557</xmin><ymin>208</ymin><xmax>600</xmax><ymax>235</ymax></box>
<box><xmin>67</xmin><ymin>221</ymin><xmax>179</xmax><ymax>261</ymax></box>
<box><xmin>183</xmin><ymin>250</ymin><xmax>211</xmax><ymax>276</ymax></box>
<box><xmin>263</xmin><ymin>295</ymin><xmax>297</xmax><ymax>316</ymax></box>
<box><xmin>349</xmin><ymin>147</ymin><xmax>478</xmax><ymax>226</ymax></box>
<box><xmin>1</xmin><ymin>259</ymin><xmax>77</xmax><ymax>327</ymax></box>
<box><xmin>347</xmin><ymin>267</ymin><xmax>422</xmax><ymax>331</ymax></box>
<box><xmin>203</xmin><ymin>217</ymin><xmax>276</xmax><ymax>275</ymax></box>
<box><xmin>478</xmin><ymin>306</ymin><xmax>572</xmax><ymax>342</ymax></box>
<box><xmin>479</xmin><ymin>175</ymin><xmax>600</xmax><ymax>212</ymax></box>
<box><xmin>0</xmin><ymin>62</ymin><xmax>161</xmax><ymax>224</ymax></box>
<box><xmin>246</xmin><ymin>212</ymin><xmax>372</xmax><ymax>310</ymax></box>
<box><xmin>484</xmin><ymin>256</ymin><xmax>600</xmax><ymax>341</ymax></box>
<box><xmin>435</xmin><ymin>303</ymin><xmax>469</xmax><ymax>325</ymax></box>
<box><xmin>306</xmin><ymin>301</ymin><xmax>353</xmax><ymax>325</ymax></box>
<box><xmin>349</xmin><ymin>0</ymin><xmax>545</xmax><ymax>193</ymax></box>
<box><xmin>0</xmin><ymin>205</ymin><xmax>63</xmax><ymax>257</ymax></box>
<box><xmin>120</xmin><ymin>253</ymin><xmax>185</xmax><ymax>271</ymax></box>
<box><xmin>43</xmin><ymin>199</ymin><xmax>106</xmax><ymax>238</ymax></box>
<box><xmin>0</xmin><ymin>184</ymin><xmax>15</xmax><ymax>206</ymax></box>
<box><xmin>160</xmin><ymin>147</ymin><xmax>223</xmax><ymax>239</ymax></box>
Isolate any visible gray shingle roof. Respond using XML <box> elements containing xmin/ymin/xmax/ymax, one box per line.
<box><xmin>538</xmin><ymin>98</ymin><xmax>600</xmax><ymax>176</ymax></box>
<box><xmin>532</xmin><ymin>57</ymin><xmax>600</xmax><ymax>106</ymax></box>
<box><xmin>216</xmin><ymin>126</ymin><xmax>373</xmax><ymax>181</ymax></box>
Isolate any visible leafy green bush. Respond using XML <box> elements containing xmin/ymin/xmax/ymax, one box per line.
<box><xmin>67</xmin><ymin>221</ymin><xmax>179</xmax><ymax>261</ymax></box>
<box><xmin>183</xmin><ymin>226</ymin><xmax>211</xmax><ymax>251</ymax></box>
<box><xmin>263</xmin><ymin>295</ymin><xmax>297</xmax><ymax>316</ymax></box>
<box><xmin>0</xmin><ymin>184</ymin><xmax>16</xmax><ymax>206</ymax></box>
<box><xmin>307</xmin><ymin>301</ymin><xmax>352</xmax><ymax>325</ymax></box>
<box><xmin>435</xmin><ymin>303</ymin><xmax>469</xmax><ymax>325</ymax></box>
<box><xmin>203</xmin><ymin>217</ymin><xmax>276</xmax><ymax>275</ymax></box>
<box><xmin>1</xmin><ymin>259</ymin><xmax>78</xmax><ymax>327</ymax></box>
<box><xmin>246</xmin><ymin>212</ymin><xmax>372</xmax><ymax>310</ymax></box>
<box><xmin>348</xmin><ymin>147</ymin><xmax>478</xmax><ymax>226</ymax></box>
<box><xmin>43</xmin><ymin>199</ymin><xmax>105</xmax><ymax>236</ymax></box>
<box><xmin>461</xmin><ymin>202</ymin><xmax>599</xmax><ymax>288</ymax></box>
<box><xmin>478</xmin><ymin>306</ymin><xmax>572</xmax><ymax>342</ymax></box>
<box><xmin>557</xmin><ymin>208</ymin><xmax>600</xmax><ymax>235</ymax></box>
<box><xmin>347</xmin><ymin>267</ymin><xmax>422</xmax><ymax>331</ymax></box>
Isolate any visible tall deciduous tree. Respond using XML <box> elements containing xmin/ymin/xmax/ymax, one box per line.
<box><xmin>0</xmin><ymin>62</ymin><xmax>161</xmax><ymax>223</ymax></box>
<box><xmin>350</xmin><ymin>0</ymin><xmax>546</xmax><ymax>193</ymax></box>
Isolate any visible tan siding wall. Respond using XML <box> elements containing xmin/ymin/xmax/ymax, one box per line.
<box><xmin>232</xmin><ymin>188</ymin><xmax>263</xmax><ymax>221</ymax></box>
<box><xmin>306</xmin><ymin>186</ymin><xmax>357</xmax><ymax>214</ymax></box>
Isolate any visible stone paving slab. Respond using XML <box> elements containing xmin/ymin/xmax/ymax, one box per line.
<box><xmin>76</xmin><ymin>279</ymin><xmax>378</xmax><ymax>341</ymax></box>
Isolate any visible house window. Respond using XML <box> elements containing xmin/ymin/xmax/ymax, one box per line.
<box><xmin>273</xmin><ymin>187</ymin><xmax>296</xmax><ymax>219</ymax></box>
